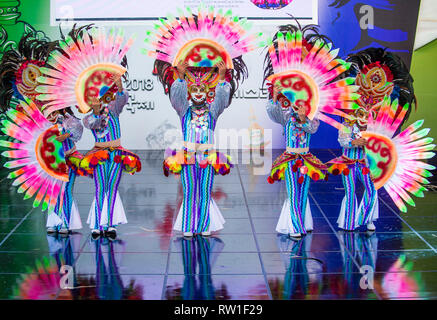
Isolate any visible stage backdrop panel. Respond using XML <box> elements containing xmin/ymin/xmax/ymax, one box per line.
<box><xmin>51</xmin><ymin>0</ymin><xmax>318</xmax><ymax>25</ymax></box>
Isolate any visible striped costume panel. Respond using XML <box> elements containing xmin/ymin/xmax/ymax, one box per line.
<box><xmin>91</xmin><ymin>111</ymin><xmax>121</xmax><ymax>143</ymax></box>
<box><xmin>181</xmin><ymin>164</ymin><xmax>198</xmax><ymax>233</ymax></box>
<box><xmin>285</xmin><ymin>162</ymin><xmax>307</xmax><ymax>234</ymax></box>
<box><xmin>343</xmin><ymin>145</ymin><xmax>365</xmax><ymax>160</ymax></box>
<box><xmin>54</xmin><ymin>168</ymin><xmax>76</xmax><ymax>229</ymax></box>
<box><xmin>92</xmin><ymin>150</ymin><xmax>123</xmax><ymax>229</ymax></box>
<box><xmin>341</xmin><ymin>163</ymin><xmax>377</xmax><ymax>230</ymax></box>
<box><xmin>180</xmin><ymin>161</ymin><xmax>215</xmax><ymax>233</ymax></box>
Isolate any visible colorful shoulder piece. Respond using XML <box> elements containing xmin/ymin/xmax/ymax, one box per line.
<box><xmin>143</xmin><ymin>5</ymin><xmax>264</xmax><ymax>68</ymax></box>
<box><xmin>362</xmin><ymin>96</ymin><xmax>435</xmax><ymax>212</ymax></box>
<box><xmin>36</xmin><ymin>27</ymin><xmax>135</xmax><ymax>114</ymax></box>
<box><xmin>0</xmin><ymin>99</ymin><xmax>68</xmax><ymax>212</ymax></box>
<box><xmin>264</xmin><ymin>28</ymin><xmax>360</xmax><ymax>131</ymax></box>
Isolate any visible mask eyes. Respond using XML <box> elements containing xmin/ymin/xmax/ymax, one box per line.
<box><xmin>102</xmin><ymin>93</ymin><xmax>115</xmax><ymax>103</ymax></box>
<box><xmin>22</xmin><ymin>64</ymin><xmax>41</xmax><ymax>88</ymax></box>
<box><xmin>199</xmin><ymin>86</ymin><xmax>207</xmax><ymax>93</ymax></box>
<box><xmin>207</xmin><ymin>91</ymin><xmax>215</xmax><ymax>98</ymax></box>
<box><xmin>279</xmin><ymin>97</ymin><xmax>291</xmax><ymax>109</ymax></box>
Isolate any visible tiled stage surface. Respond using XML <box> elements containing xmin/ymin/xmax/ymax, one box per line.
<box><xmin>0</xmin><ymin>149</ymin><xmax>436</xmax><ymax>300</ymax></box>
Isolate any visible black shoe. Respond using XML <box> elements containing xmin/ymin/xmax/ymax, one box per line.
<box><xmin>46</xmin><ymin>227</ymin><xmax>57</xmax><ymax>234</ymax></box>
<box><xmin>91</xmin><ymin>229</ymin><xmax>101</xmax><ymax>240</ymax></box>
<box><xmin>105</xmin><ymin>227</ymin><xmax>117</xmax><ymax>239</ymax></box>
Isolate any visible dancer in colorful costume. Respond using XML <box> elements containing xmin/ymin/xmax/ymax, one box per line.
<box><xmin>325</xmin><ymin>48</ymin><xmax>418</xmax><ymax>231</ymax></box>
<box><xmin>43</xmin><ymin>26</ymin><xmax>97</xmax><ymax>234</ymax></box>
<box><xmin>35</xmin><ymin>26</ymin><xmax>141</xmax><ymax>238</ymax></box>
<box><xmin>326</xmin><ymin>116</ymin><xmax>378</xmax><ymax>231</ymax></box>
<box><xmin>146</xmin><ymin>6</ymin><xmax>261</xmax><ymax>237</ymax></box>
<box><xmin>263</xmin><ymin>24</ymin><xmax>360</xmax><ymax>238</ymax></box>
<box><xmin>83</xmin><ymin>75</ymin><xmax>141</xmax><ymax>238</ymax></box>
<box><xmin>0</xmin><ymin>29</ymin><xmax>90</xmax><ymax>234</ymax></box>
<box><xmin>45</xmin><ymin>107</ymin><xmax>87</xmax><ymax>234</ymax></box>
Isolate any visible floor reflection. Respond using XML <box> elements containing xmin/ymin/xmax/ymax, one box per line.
<box><xmin>74</xmin><ymin>238</ymin><xmax>144</xmax><ymax>300</ymax></box>
<box><xmin>1</xmin><ymin>150</ymin><xmax>436</xmax><ymax>300</ymax></box>
<box><xmin>336</xmin><ymin>231</ymin><xmax>378</xmax><ymax>299</ymax></box>
<box><xmin>277</xmin><ymin>234</ymin><xmax>324</xmax><ymax>299</ymax></box>
<box><xmin>11</xmin><ymin>233</ymin><xmax>82</xmax><ymax>300</ymax></box>
<box><xmin>166</xmin><ymin>236</ymin><xmax>227</xmax><ymax>300</ymax></box>
<box><xmin>378</xmin><ymin>254</ymin><xmax>426</xmax><ymax>299</ymax></box>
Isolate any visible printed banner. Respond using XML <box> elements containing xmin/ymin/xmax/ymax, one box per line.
<box><xmin>51</xmin><ymin>0</ymin><xmax>317</xmax><ymax>25</ymax></box>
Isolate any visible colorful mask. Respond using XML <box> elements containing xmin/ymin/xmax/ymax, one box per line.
<box><xmin>344</xmin><ymin>107</ymin><xmax>370</xmax><ymax>127</ymax></box>
<box><xmin>188</xmin><ymin>83</ymin><xmax>208</xmax><ymax>104</ymax></box>
<box><xmin>355</xmin><ymin>62</ymin><xmax>394</xmax><ymax>121</ymax></box>
<box><xmin>15</xmin><ymin>59</ymin><xmax>45</xmax><ymax>101</ymax></box>
<box><xmin>184</xmin><ymin>67</ymin><xmax>220</xmax><ymax>104</ymax></box>
<box><xmin>46</xmin><ymin>110</ymin><xmax>60</xmax><ymax>124</ymax></box>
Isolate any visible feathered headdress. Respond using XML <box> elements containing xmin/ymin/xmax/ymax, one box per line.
<box><xmin>36</xmin><ymin>26</ymin><xmax>135</xmax><ymax>115</ymax></box>
<box><xmin>0</xmin><ymin>99</ymin><xmax>69</xmax><ymax>212</ymax></box>
<box><xmin>0</xmin><ymin>32</ymin><xmax>59</xmax><ymax>112</ymax></box>
<box><xmin>146</xmin><ymin>5</ymin><xmax>263</xmax><ymax>101</ymax></box>
<box><xmin>362</xmin><ymin>96</ymin><xmax>435</xmax><ymax>212</ymax></box>
<box><xmin>346</xmin><ymin>48</ymin><xmax>416</xmax><ymax>126</ymax></box>
<box><xmin>263</xmin><ymin>23</ymin><xmax>360</xmax><ymax>131</ymax></box>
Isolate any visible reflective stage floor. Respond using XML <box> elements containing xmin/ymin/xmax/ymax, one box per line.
<box><xmin>0</xmin><ymin>149</ymin><xmax>436</xmax><ymax>300</ymax></box>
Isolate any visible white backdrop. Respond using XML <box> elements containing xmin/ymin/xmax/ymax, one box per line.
<box><xmin>50</xmin><ymin>0</ymin><xmax>318</xmax><ymax>151</ymax></box>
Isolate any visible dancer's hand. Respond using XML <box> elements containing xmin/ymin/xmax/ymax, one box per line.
<box><xmin>296</xmin><ymin>105</ymin><xmax>307</xmax><ymax>122</ymax></box>
<box><xmin>55</xmin><ymin>132</ymin><xmax>70</xmax><ymax>142</ymax></box>
<box><xmin>110</xmin><ymin>73</ymin><xmax>123</xmax><ymax>92</ymax></box>
<box><xmin>352</xmin><ymin>138</ymin><xmax>367</xmax><ymax>146</ymax></box>
<box><xmin>177</xmin><ymin>60</ymin><xmax>189</xmax><ymax>79</ymax></box>
<box><xmin>272</xmin><ymin>84</ymin><xmax>282</xmax><ymax>103</ymax></box>
<box><xmin>216</xmin><ymin>60</ymin><xmax>227</xmax><ymax>80</ymax></box>
<box><xmin>89</xmin><ymin>96</ymin><xmax>102</xmax><ymax>115</ymax></box>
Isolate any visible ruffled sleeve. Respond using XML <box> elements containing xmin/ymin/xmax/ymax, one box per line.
<box><xmin>338</xmin><ymin>122</ymin><xmax>354</xmax><ymax>148</ymax></box>
<box><xmin>83</xmin><ymin>113</ymin><xmax>103</xmax><ymax>130</ymax></box>
<box><xmin>297</xmin><ymin>117</ymin><xmax>320</xmax><ymax>134</ymax></box>
<box><xmin>170</xmin><ymin>79</ymin><xmax>190</xmax><ymax>118</ymax></box>
<box><xmin>266</xmin><ymin>100</ymin><xmax>286</xmax><ymax>126</ymax></box>
<box><xmin>109</xmin><ymin>90</ymin><xmax>129</xmax><ymax>116</ymax></box>
<box><xmin>63</xmin><ymin>114</ymin><xmax>83</xmax><ymax>143</ymax></box>
<box><xmin>210</xmin><ymin>81</ymin><xmax>231</xmax><ymax>119</ymax></box>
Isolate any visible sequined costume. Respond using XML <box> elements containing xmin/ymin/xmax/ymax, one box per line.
<box><xmin>169</xmin><ymin>79</ymin><xmax>230</xmax><ymax>234</ymax></box>
<box><xmin>262</xmin><ymin>23</ymin><xmax>360</xmax><ymax>236</ymax></box>
<box><xmin>326</xmin><ymin>121</ymin><xmax>378</xmax><ymax>231</ymax></box>
<box><xmin>82</xmin><ymin>90</ymin><xmax>141</xmax><ymax>231</ymax></box>
<box><xmin>266</xmin><ymin>100</ymin><xmax>324</xmax><ymax>235</ymax></box>
<box><xmin>147</xmin><ymin>6</ymin><xmax>260</xmax><ymax>235</ymax></box>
